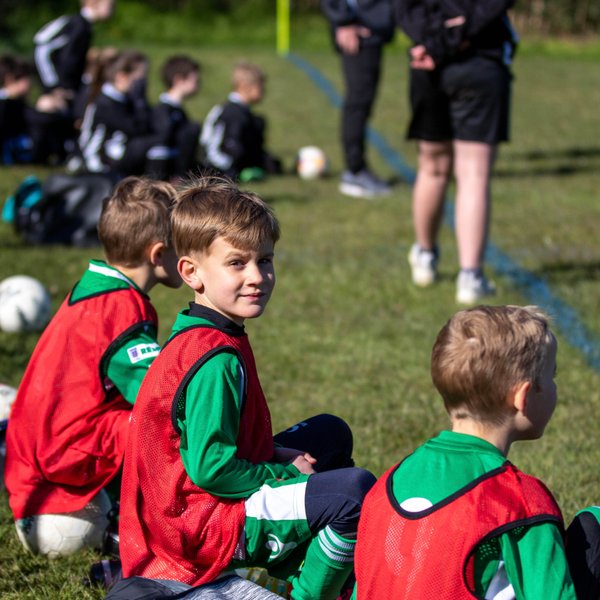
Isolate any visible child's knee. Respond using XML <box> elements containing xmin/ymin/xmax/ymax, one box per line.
<box><xmin>305</xmin><ymin>467</ymin><xmax>376</xmax><ymax>536</ymax></box>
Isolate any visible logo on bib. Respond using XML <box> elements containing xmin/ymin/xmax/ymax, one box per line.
<box><xmin>127</xmin><ymin>342</ymin><xmax>160</xmax><ymax>364</ymax></box>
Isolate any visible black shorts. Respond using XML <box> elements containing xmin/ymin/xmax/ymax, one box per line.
<box><xmin>407</xmin><ymin>55</ymin><xmax>512</xmax><ymax>144</ymax></box>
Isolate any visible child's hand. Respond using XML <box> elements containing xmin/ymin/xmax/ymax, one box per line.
<box><xmin>273</xmin><ymin>446</ymin><xmax>317</xmax><ymax>474</ymax></box>
<box><xmin>291</xmin><ymin>453</ymin><xmax>317</xmax><ymax>474</ymax></box>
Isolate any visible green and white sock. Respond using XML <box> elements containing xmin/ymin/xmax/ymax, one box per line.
<box><xmin>290</xmin><ymin>526</ymin><xmax>356</xmax><ymax>600</ymax></box>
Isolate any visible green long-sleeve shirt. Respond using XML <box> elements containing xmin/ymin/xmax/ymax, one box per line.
<box><xmin>354</xmin><ymin>431</ymin><xmax>575</xmax><ymax>599</ymax></box>
<box><xmin>171</xmin><ymin>306</ymin><xmax>299</xmax><ymax>498</ymax></box>
<box><xmin>72</xmin><ymin>260</ymin><xmax>159</xmax><ymax>405</ymax></box>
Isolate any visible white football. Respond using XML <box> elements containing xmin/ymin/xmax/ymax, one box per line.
<box><xmin>0</xmin><ymin>275</ymin><xmax>51</xmax><ymax>333</ymax></box>
<box><xmin>16</xmin><ymin>492</ymin><xmax>111</xmax><ymax>558</ymax></box>
<box><xmin>296</xmin><ymin>146</ymin><xmax>327</xmax><ymax>180</ymax></box>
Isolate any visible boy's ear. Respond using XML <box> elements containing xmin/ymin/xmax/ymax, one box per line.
<box><xmin>511</xmin><ymin>380</ymin><xmax>531</xmax><ymax>414</ymax></box>
<box><xmin>148</xmin><ymin>241</ymin><xmax>166</xmax><ymax>267</ymax></box>
<box><xmin>178</xmin><ymin>255</ymin><xmax>203</xmax><ymax>291</ymax></box>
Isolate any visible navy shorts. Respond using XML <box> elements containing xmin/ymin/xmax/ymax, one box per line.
<box><xmin>407</xmin><ymin>55</ymin><xmax>512</xmax><ymax>145</ymax></box>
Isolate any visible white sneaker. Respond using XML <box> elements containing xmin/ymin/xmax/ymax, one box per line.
<box><xmin>456</xmin><ymin>270</ymin><xmax>496</xmax><ymax>305</ymax></box>
<box><xmin>408</xmin><ymin>243</ymin><xmax>438</xmax><ymax>287</ymax></box>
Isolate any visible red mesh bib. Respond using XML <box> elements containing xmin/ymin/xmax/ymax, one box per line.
<box><xmin>355</xmin><ymin>462</ymin><xmax>563</xmax><ymax>599</ymax></box>
<box><xmin>120</xmin><ymin>325</ymin><xmax>275</xmax><ymax>585</ymax></box>
<box><xmin>5</xmin><ymin>287</ymin><xmax>157</xmax><ymax>518</ymax></box>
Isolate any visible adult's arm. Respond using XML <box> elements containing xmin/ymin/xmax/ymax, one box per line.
<box><xmin>396</xmin><ymin>0</ymin><xmax>515</xmax><ymax>65</ymax></box>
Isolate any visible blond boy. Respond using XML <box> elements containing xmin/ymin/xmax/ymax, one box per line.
<box><xmin>5</xmin><ymin>177</ymin><xmax>181</xmax><ymax>557</ymax></box>
<box><xmin>116</xmin><ymin>176</ymin><xmax>374</xmax><ymax>600</ymax></box>
<box><xmin>353</xmin><ymin>305</ymin><xmax>577</xmax><ymax>599</ymax></box>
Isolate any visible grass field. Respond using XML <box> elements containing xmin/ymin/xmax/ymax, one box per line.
<box><xmin>1</xmin><ymin>29</ymin><xmax>600</xmax><ymax>598</ymax></box>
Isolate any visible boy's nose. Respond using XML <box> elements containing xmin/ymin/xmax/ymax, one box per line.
<box><xmin>246</xmin><ymin>262</ymin><xmax>264</xmax><ymax>284</ymax></box>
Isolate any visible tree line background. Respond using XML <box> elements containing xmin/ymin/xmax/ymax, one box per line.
<box><xmin>1</xmin><ymin>0</ymin><xmax>598</xmax><ymax>43</ymax></box>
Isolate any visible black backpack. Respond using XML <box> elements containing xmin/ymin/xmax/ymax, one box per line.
<box><xmin>9</xmin><ymin>172</ymin><xmax>115</xmax><ymax>246</ymax></box>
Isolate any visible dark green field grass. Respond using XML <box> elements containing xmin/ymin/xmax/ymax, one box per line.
<box><xmin>1</xmin><ymin>28</ymin><xmax>600</xmax><ymax>597</ymax></box>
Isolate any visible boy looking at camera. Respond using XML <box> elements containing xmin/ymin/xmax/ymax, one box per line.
<box><xmin>116</xmin><ymin>176</ymin><xmax>375</xmax><ymax>600</ymax></box>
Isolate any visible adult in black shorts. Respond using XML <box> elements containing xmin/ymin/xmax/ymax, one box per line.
<box><xmin>397</xmin><ymin>0</ymin><xmax>518</xmax><ymax>304</ymax></box>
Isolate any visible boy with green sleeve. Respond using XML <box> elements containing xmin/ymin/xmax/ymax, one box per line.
<box><xmin>353</xmin><ymin>305</ymin><xmax>577</xmax><ymax>599</ymax></box>
<box><xmin>115</xmin><ymin>176</ymin><xmax>375</xmax><ymax>600</ymax></box>
<box><xmin>5</xmin><ymin>177</ymin><xmax>181</xmax><ymax>557</ymax></box>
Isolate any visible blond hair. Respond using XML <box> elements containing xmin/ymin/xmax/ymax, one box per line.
<box><xmin>98</xmin><ymin>177</ymin><xmax>176</xmax><ymax>267</ymax></box>
<box><xmin>172</xmin><ymin>175</ymin><xmax>279</xmax><ymax>257</ymax></box>
<box><xmin>232</xmin><ymin>61</ymin><xmax>265</xmax><ymax>90</ymax></box>
<box><xmin>431</xmin><ymin>305</ymin><xmax>554</xmax><ymax>424</ymax></box>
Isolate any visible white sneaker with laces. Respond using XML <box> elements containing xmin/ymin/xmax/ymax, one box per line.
<box><xmin>408</xmin><ymin>243</ymin><xmax>438</xmax><ymax>287</ymax></box>
<box><xmin>455</xmin><ymin>270</ymin><xmax>496</xmax><ymax>305</ymax></box>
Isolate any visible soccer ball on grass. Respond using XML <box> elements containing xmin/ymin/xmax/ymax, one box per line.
<box><xmin>296</xmin><ymin>146</ymin><xmax>328</xmax><ymax>180</ymax></box>
<box><xmin>15</xmin><ymin>492</ymin><xmax>112</xmax><ymax>558</ymax></box>
<box><xmin>0</xmin><ymin>275</ymin><xmax>51</xmax><ymax>333</ymax></box>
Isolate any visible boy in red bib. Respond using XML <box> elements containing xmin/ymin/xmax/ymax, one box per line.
<box><xmin>353</xmin><ymin>305</ymin><xmax>577</xmax><ymax>599</ymax></box>
<box><xmin>115</xmin><ymin>176</ymin><xmax>375</xmax><ymax>600</ymax></box>
<box><xmin>4</xmin><ymin>177</ymin><xmax>182</xmax><ymax>557</ymax></box>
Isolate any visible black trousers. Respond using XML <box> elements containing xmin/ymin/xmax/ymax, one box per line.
<box><xmin>340</xmin><ymin>44</ymin><xmax>383</xmax><ymax>173</ymax></box>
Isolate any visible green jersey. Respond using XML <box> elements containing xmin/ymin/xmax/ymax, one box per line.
<box><xmin>170</xmin><ymin>306</ymin><xmax>299</xmax><ymax>499</ymax></box>
<box><xmin>72</xmin><ymin>260</ymin><xmax>159</xmax><ymax>404</ymax></box>
<box><xmin>388</xmin><ymin>431</ymin><xmax>575</xmax><ymax>599</ymax></box>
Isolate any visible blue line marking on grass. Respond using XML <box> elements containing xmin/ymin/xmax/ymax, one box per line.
<box><xmin>287</xmin><ymin>52</ymin><xmax>600</xmax><ymax>372</ymax></box>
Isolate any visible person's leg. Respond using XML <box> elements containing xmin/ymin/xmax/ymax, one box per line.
<box><xmin>338</xmin><ymin>45</ymin><xmax>389</xmax><ymax>198</ymax></box>
<box><xmin>442</xmin><ymin>56</ymin><xmax>509</xmax><ymax>303</ymax></box>
<box><xmin>413</xmin><ymin>140</ymin><xmax>452</xmax><ymax>252</ymax></box>
<box><xmin>453</xmin><ymin>140</ymin><xmax>497</xmax><ymax>271</ymax></box>
<box><xmin>408</xmin><ymin>140</ymin><xmax>452</xmax><ymax>286</ymax></box>
<box><xmin>452</xmin><ymin>140</ymin><xmax>498</xmax><ymax>303</ymax></box>
<box><xmin>288</xmin><ymin>468</ymin><xmax>376</xmax><ymax>600</ymax></box>
<box><xmin>273</xmin><ymin>414</ymin><xmax>354</xmax><ymax>472</ymax></box>
<box><xmin>340</xmin><ymin>45</ymin><xmax>381</xmax><ymax>174</ymax></box>
<box><xmin>240</xmin><ymin>468</ymin><xmax>375</xmax><ymax>600</ymax></box>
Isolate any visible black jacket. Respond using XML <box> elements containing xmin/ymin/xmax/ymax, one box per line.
<box><xmin>396</xmin><ymin>0</ymin><xmax>517</xmax><ymax>66</ymax></box>
<box><xmin>321</xmin><ymin>0</ymin><xmax>396</xmax><ymax>47</ymax></box>
<box><xmin>200</xmin><ymin>94</ymin><xmax>269</xmax><ymax>178</ymax></box>
<box><xmin>33</xmin><ymin>12</ymin><xmax>92</xmax><ymax>92</ymax></box>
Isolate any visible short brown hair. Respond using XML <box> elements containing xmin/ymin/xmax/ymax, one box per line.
<box><xmin>161</xmin><ymin>55</ymin><xmax>200</xmax><ymax>89</ymax></box>
<box><xmin>104</xmin><ymin>50</ymin><xmax>147</xmax><ymax>83</ymax></box>
<box><xmin>232</xmin><ymin>61</ymin><xmax>265</xmax><ymax>90</ymax></box>
<box><xmin>431</xmin><ymin>305</ymin><xmax>554</xmax><ymax>424</ymax></box>
<box><xmin>172</xmin><ymin>175</ymin><xmax>280</xmax><ymax>257</ymax></box>
<box><xmin>98</xmin><ymin>177</ymin><xmax>176</xmax><ymax>267</ymax></box>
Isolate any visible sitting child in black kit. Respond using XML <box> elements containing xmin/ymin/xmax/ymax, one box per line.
<box><xmin>200</xmin><ymin>61</ymin><xmax>282</xmax><ymax>182</ymax></box>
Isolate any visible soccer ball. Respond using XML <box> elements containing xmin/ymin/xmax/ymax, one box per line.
<box><xmin>16</xmin><ymin>492</ymin><xmax>112</xmax><ymax>558</ymax></box>
<box><xmin>0</xmin><ymin>275</ymin><xmax>51</xmax><ymax>333</ymax></box>
<box><xmin>296</xmin><ymin>146</ymin><xmax>327</xmax><ymax>180</ymax></box>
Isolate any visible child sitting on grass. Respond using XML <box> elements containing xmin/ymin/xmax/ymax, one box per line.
<box><xmin>152</xmin><ymin>54</ymin><xmax>202</xmax><ymax>181</ymax></box>
<box><xmin>200</xmin><ymin>62</ymin><xmax>282</xmax><ymax>182</ymax></box>
<box><xmin>4</xmin><ymin>177</ymin><xmax>181</xmax><ymax>557</ymax></box>
<box><xmin>353</xmin><ymin>305</ymin><xmax>577</xmax><ymax>599</ymax></box>
<box><xmin>112</xmin><ymin>176</ymin><xmax>375</xmax><ymax>600</ymax></box>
